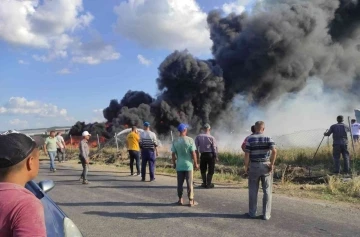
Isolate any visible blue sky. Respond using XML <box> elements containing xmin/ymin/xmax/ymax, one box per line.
<box><xmin>0</xmin><ymin>0</ymin><xmax>253</xmax><ymax>130</ymax></box>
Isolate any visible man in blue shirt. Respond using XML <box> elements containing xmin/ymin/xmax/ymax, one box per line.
<box><xmin>324</xmin><ymin>115</ymin><xmax>350</xmax><ymax>174</ymax></box>
<box><xmin>244</xmin><ymin>121</ymin><xmax>277</xmax><ymax>220</ymax></box>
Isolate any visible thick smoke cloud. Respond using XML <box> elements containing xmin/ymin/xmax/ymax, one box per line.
<box><xmin>154</xmin><ymin>51</ymin><xmax>224</xmax><ymax>134</ymax></box>
<box><xmin>69</xmin><ymin>121</ymin><xmax>111</xmax><ymax>139</ymax></box>
<box><xmin>103</xmin><ymin>90</ymin><xmax>154</xmax><ymax>122</ymax></box>
<box><xmin>207</xmin><ymin>0</ymin><xmax>360</xmax><ymax>104</ymax></box>
<box><xmin>101</xmin><ymin>0</ymin><xmax>360</xmax><ymax>135</ymax></box>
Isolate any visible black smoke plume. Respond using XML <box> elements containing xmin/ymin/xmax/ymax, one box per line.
<box><xmin>69</xmin><ymin>121</ymin><xmax>111</xmax><ymax>139</ymax></box>
<box><xmin>103</xmin><ymin>90</ymin><xmax>154</xmax><ymax>123</ymax></box>
<box><xmin>100</xmin><ymin>0</ymin><xmax>360</xmax><ymax>135</ymax></box>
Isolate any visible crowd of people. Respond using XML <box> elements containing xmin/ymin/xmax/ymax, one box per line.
<box><xmin>123</xmin><ymin>121</ymin><xmax>277</xmax><ymax>217</ymax></box>
<box><xmin>1</xmin><ymin>115</ymin><xmax>358</xmax><ymax>235</ymax></box>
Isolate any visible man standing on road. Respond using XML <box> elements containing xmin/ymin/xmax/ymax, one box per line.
<box><xmin>195</xmin><ymin>123</ymin><xmax>218</xmax><ymax>188</ymax></box>
<box><xmin>79</xmin><ymin>131</ymin><xmax>91</xmax><ymax>184</ymax></box>
<box><xmin>44</xmin><ymin>130</ymin><xmax>57</xmax><ymax>172</ymax></box>
<box><xmin>172</xmin><ymin>123</ymin><xmax>199</xmax><ymax>206</ymax></box>
<box><xmin>0</xmin><ymin>131</ymin><xmax>46</xmax><ymax>236</ymax></box>
<box><xmin>140</xmin><ymin>122</ymin><xmax>158</xmax><ymax>182</ymax></box>
<box><xmin>126</xmin><ymin>126</ymin><xmax>141</xmax><ymax>176</ymax></box>
<box><xmin>244</xmin><ymin>121</ymin><xmax>277</xmax><ymax>221</ymax></box>
<box><xmin>56</xmin><ymin>132</ymin><xmax>66</xmax><ymax>163</ymax></box>
<box><xmin>242</xmin><ymin>125</ymin><xmax>255</xmax><ymax>152</ymax></box>
<box><xmin>350</xmin><ymin>119</ymin><xmax>360</xmax><ymax>143</ymax></box>
<box><xmin>324</xmin><ymin>115</ymin><xmax>351</xmax><ymax>174</ymax></box>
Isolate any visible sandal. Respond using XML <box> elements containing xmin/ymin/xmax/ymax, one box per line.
<box><xmin>189</xmin><ymin>199</ymin><xmax>198</xmax><ymax>207</ymax></box>
<box><xmin>177</xmin><ymin>199</ymin><xmax>183</xmax><ymax>206</ymax></box>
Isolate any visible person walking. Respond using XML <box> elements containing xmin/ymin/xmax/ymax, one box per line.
<box><xmin>56</xmin><ymin>132</ymin><xmax>66</xmax><ymax>163</ymax></box>
<box><xmin>0</xmin><ymin>131</ymin><xmax>46</xmax><ymax>236</ymax></box>
<box><xmin>44</xmin><ymin>130</ymin><xmax>57</xmax><ymax>172</ymax></box>
<box><xmin>126</xmin><ymin>126</ymin><xmax>141</xmax><ymax>176</ymax></box>
<box><xmin>350</xmin><ymin>119</ymin><xmax>360</xmax><ymax>143</ymax></box>
<box><xmin>242</xmin><ymin>125</ymin><xmax>255</xmax><ymax>152</ymax></box>
<box><xmin>172</xmin><ymin>123</ymin><xmax>199</xmax><ymax>207</ymax></box>
<box><xmin>324</xmin><ymin>115</ymin><xmax>351</xmax><ymax>174</ymax></box>
<box><xmin>195</xmin><ymin>123</ymin><xmax>218</xmax><ymax>188</ymax></box>
<box><xmin>140</xmin><ymin>122</ymin><xmax>158</xmax><ymax>182</ymax></box>
<box><xmin>79</xmin><ymin>131</ymin><xmax>91</xmax><ymax>184</ymax></box>
<box><xmin>244</xmin><ymin>121</ymin><xmax>277</xmax><ymax>220</ymax></box>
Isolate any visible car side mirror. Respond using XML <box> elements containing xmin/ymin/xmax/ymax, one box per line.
<box><xmin>39</xmin><ymin>180</ymin><xmax>55</xmax><ymax>193</ymax></box>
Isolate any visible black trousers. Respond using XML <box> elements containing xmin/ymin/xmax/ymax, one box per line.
<box><xmin>200</xmin><ymin>152</ymin><xmax>215</xmax><ymax>184</ymax></box>
<box><xmin>129</xmin><ymin>150</ymin><xmax>140</xmax><ymax>175</ymax></box>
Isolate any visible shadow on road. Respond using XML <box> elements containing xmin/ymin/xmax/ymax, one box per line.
<box><xmin>83</xmin><ymin>211</ymin><xmax>251</xmax><ymax>220</ymax></box>
<box><xmin>88</xmin><ymin>185</ymin><xmax>175</xmax><ymax>189</ymax></box>
<box><xmin>57</xmin><ymin>201</ymin><xmax>178</xmax><ymax>207</ymax></box>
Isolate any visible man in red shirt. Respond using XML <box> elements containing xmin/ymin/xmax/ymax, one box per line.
<box><xmin>0</xmin><ymin>131</ymin><xmax>46</xmax><ymax>237</ymax></box>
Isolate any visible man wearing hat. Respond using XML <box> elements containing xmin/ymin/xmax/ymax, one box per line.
<box><xmin>0</xmin><ymin>131</ymin><xmax>46</xmax><ymax>236</ymax></box>
<box><xmin>195</xmin><ymin>123</ymin><xmax>218</xmax><ymax>188</ymax></box>
<box><xmin>79</xmin><ymin>131</ymin><xmax>91</xmax><ymax>184</ymax></box>
<box><xmin>172</xmin><ymin>123</ymin><xmax>199</xmax><ymax>206</ymax></box>
<box><xmin>140</xmin><ymin>122</ymin><xmax>158</xmax><ymax>182</ymax></box>
<box><xmin>324</xmin><ymin>115</ymin><xmax>351</xmax><ymax>174</ymax></box>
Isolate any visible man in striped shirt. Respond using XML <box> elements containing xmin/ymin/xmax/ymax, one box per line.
<box><xmin>244</xmin><ymin>121</ymin><xmax>277</xmax><ymax>220</ymax></box>
<box><xmin>140</xmin><ymin>122</ymin><xmax>158</xmax><ymax>182</ymax></box>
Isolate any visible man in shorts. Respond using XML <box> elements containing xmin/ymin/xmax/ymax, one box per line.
<box><xmin>0</xmin><ymin>131</ymin><xmax>46</xmax><ymax>236</ymax></box>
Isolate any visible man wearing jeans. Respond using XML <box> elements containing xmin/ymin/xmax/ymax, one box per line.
<box><xmin>172</xmin><ymin>123</ymin><xmax>199</xmax><ymax>207</ymax></box>
<box><xmin>44</xmin><ymin>130</ymin><xmax>57</xmax><ymax>172</ymax></box>
<box><xmin>244</xmin><ymin>121</ymin><xmax>277</xmax><ymax>220</ymax></box>
<box><xmin>126</xmin><ymin>126</ymin><xmax>141</xmax><ymax>176</ymax></box>
<box><xmin>324</xmin><ymin>115</ymin><xmax>351</xmax><ymax>174</ymax></box>
<box><xmin>79</xmin><ymin>131</ymin><xmax>91</xmax><ymax>184</ymax></box>
<box><xmin>140</xmin><ymin>122</ymin><xmax>158</xmax><ymax>182</ymax></box>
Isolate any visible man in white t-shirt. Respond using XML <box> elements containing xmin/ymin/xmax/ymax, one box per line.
<box><xmin>351</xmin><ymin>119</ymin><xmax>360</xmax><ymax>143</ymax></box>
<box><xmin>56</xmin><ymin>132</ymin><xmax>66</xmax><ymax>162</ymax></box>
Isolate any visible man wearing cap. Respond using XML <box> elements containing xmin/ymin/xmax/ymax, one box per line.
<box><xmin>324</xmin><ymin>115</ymin><xmax>351</xmax><ymax>174</ymax></box>
<box><xmin>172</xmin><ymin>123</ymin><xmax>199</xmax><ymax>206</ymax></box>
<box><xmin>126</xmin><ymin>126</ymin><xmax>141</xmax><ymax>176</ymax></box>
<box><xmin>0</xmin><ymin>131</ymin><xmax>46</xmax><ymax>236</ymax></box>
<box><xmin>44</xmin><ymin>130</ymin><xmax>57</xmax><ymax>172</ymax></box>
<box><xmin>195</xmin><ymin>123</ymin><xmax>218</xmax><ymax>188</ymax></box>
<box><xmin>79</xmin><ymin>131</ymin><xmax>91</xmax><ymax>184</ymax></box>
<box><xmin>140</xmin><ymin>122</ymin><xmax>158</xmax><ymax>182</ymax></box>
<box><xmin>244</xmin><ymin>121</ymin><xmax>277</xmax><ymax>220</ymax></box>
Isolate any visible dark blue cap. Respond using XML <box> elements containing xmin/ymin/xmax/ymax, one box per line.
<box><xmin>177</xmin><ymin>123</ymin><xmax>188</xmax><ymax>132</ymax></box>
<box><xmin>143</xmin><ymin>122</ymin><xmax>150</xmax><ymax>127</ymax></box>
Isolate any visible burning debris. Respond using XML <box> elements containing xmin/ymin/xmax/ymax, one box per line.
<box><xmin>103</xmin><ymin>0</ymin><xmax>360</xmax><ymax>135</ymax></box>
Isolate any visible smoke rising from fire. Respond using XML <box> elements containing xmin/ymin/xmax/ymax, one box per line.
<box><xmin>103</xmin><ymin>0</ymin><xmax>360</xmax><ymax>136</ymax></box>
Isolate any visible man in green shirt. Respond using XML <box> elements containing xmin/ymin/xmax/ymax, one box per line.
<box><xmin>172</xmin><ymin>123</ymin><xmax>199</xmax><ymax>207</ymax></box>
<box><xmin>43</xmin><ymin>131</ymin><xmax>57</xmax><ymax>172</ymax></box>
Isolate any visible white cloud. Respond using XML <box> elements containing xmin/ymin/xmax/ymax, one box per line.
<box><xmin>137</xmin><ymin>54</ymin><xmax>152</xmax><ymax>66</ymax></box>
<box><xmin>72</xmin><ymin>39</ymin><xmax>120</xmax><ymax>65</ymax></box>
<box><xmin>57</xmin><ymin>68</ymin><xmax>71</xmax><ymax>74</ymax></box>
<box><xmin>0</xmin><ymin>0</ymin><xmax>95</xmax><ymax>62</ymax></box>
<box><xmin>114</xmin><ymin>0</ymin><xmax>212</xmax><ymax>54</ymax></box>
<box><xmin>0</xmin><ymin>97</ymin><xmax>70</xmax><ymax>119</ymax></box>
<box><xmin>18</xmin><ymin>60</ymin><xmax>29</xmax><ymax>65</ymax></box>
<box><xmin>222</xmin><ymin>0</ymin><xmax>251</xmax><ymax>15</ymax></box>
<box><xmin>9</xmin><ymin>119</ymin><xmax>28</xmax><ymax>128</ymax></box>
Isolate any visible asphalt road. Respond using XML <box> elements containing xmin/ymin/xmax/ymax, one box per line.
<box><xmin>36</xmin><ymin>161</ymin><xmax>360</xmax><ymax>237</ymax></box>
